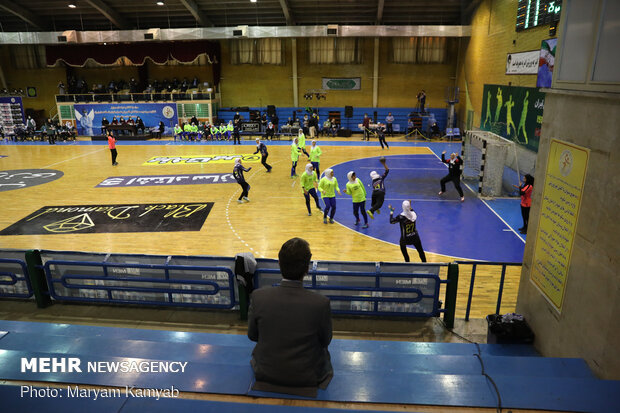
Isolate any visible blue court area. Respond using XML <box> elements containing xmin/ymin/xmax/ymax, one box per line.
<box><xmin>0</xmin><ymin>320</ymin><xmax>618</xmax><ymax>413</ymax></box>
<box><xmin>327</xmin><ymin>154</ymin><xmax>525</xmax><ymax>262</ymax></box>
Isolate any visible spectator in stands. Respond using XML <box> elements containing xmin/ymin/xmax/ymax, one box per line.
<box><xmin>438</xmin><ymin>151</ymin><xmax>465</xmax><ymax>202</ymax></box>
<box><xmin>181</xmin><ymin>78</ymin><xmax>189</xmax><ymax>92</ymax></box>
<box><xmin>271</xmin><ymin>113</ymin><xmax>279</xmax><ymax>132</ymax></box>
<box><xmin>407</xmin><ymin>119</ymin><xmax>414</xmax><ymax>136</ymax></box>
<box><xmin>248</xmin><ymin>237</ymin><xmax>333</xmax><ymax>389</ymax></box>
<box><xmin>45</xmin><ymin>118</ymin><xmax>56</xmax><ymax>145</ymax></box>
<box><xmin>101</xmin><ymin>117</ymin><xmax>109</xmax><ymax>135</ymax></box>
<box><xmin>302</xmin><ymin>114</ymin><xmax>309</xmax><ymax>135</ymax></box>
<box><xmin>183</xmin><ymin>122</ymin><xmax>192</xmax><ymax>140</ymax></box>
<box><xmin>385</xmin><ymin>112</ymin><xmax>394</xmax><ymax>136</ymax></box>
<box><xmin>389</xmin><ymin>201</ymin><xmax>427</xmax><ymax>262</ymax></box>
<box><xmin>136</xmin><ymin>117</ymin><xmax>145</xmax><ymax>134</ymax></box>
<box><xmin>190</xmin><ymin>115</ymin><xmax>198</xmax><ymax>126</ymax></box>
<box><xmin>191</xmin><ymin>76</ymin><xmax>199</xmax><ymax>89</ymax></box>
<box><xmin>417</xmin><ymin>90</ymin><xmax>426</xmax><ymax>114</ymax></box>
<box><xmin>174</xmin><ymin>124</ymin><xmax>182</xmax><ymax>140</ymax></box>
<box><xmin>362</xmin><ymin>113</ymin><xmax>371</xmax><ymax>141</ymax></box>
<box><xmin>58</xmin><ymin>81</ymin><xmax>65</xmax><ymax>95</ymax></box>
<box><xmin>322</xmin><ymin>118</ymin><xmax>331</xmax><ymax>136</ymax></box>
<box><xmin>330</xmin><ymin>118</ymin><xmax>339</xmax><ymax>137</ymax></box>
<box><xmin>107</xmin><ymin>80</ymin><xmax>116</xmax><ymax>93</ymax></box>
<box><xmin>261</xmin><ymin>113</ymin><xmax>268</xmax><ymax>132</ymax></box>
<box><xmin>513</xmin><ymin>174</ymin><xmax>534</xmax><ymax>234</ymax></box>
<box><xmin>430</xmin><ymin>121</ymin><xmax>441</xmax><ymax>138</ymax></box>
<box><xmin>286</xmin><ymin>117</ymin><xmax>294</xmax><ymax>127</ymax></box>
<box><xmin>265</xmin><ymin>121</ymin><xmax>275</xmax><ymax>140</ymax></box>
<box><xmin>309</xmin><ymin>113</ymin><xmax>318</xmax><ymax>138</ymax></box>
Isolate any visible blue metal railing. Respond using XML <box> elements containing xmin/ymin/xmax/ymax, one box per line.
<box><xmin>456</xmin><ymin>261</ymin><xmax>522</xmax><ymax>321</ymax></box>
<box><xmin>0</xmin><ymin>258</ymin><xmax>33</xmax><ymax>299</ymax></box>
<box><xmin>42</xmin><ymin>259</ymin><xmax>237</xmax><ymax>309</ymax></box>
<box><xmin>254</xmin><ymin>262</ymin><xmax>448</xmax><ymax>317</ymax></box>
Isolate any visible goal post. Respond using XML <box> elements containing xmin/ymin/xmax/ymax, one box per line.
<box><xmin>462</xmin><ymin>130</ymin><xmax>518</xmax><ymax>197</ymax></box>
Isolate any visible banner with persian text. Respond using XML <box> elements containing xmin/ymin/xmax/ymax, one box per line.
<box><xmin>73</xmin><ymin>103</ymin><xmax>178</xmax><ymax>136</ymax></box>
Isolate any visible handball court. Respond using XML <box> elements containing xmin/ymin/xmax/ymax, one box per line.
<box><xmin>0</xmin><ymin>137</ymin><xmax>525</xmax><ymax>318</ymax></box>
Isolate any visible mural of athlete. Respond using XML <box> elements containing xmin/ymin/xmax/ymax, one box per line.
<box><xmin>504</xmin><ymin>95</ymin><xmax>516</xmax><ymax>137</ymax></box>
<box><xmin>494</xmin><ymin>88</ymin><xmax>503</xmax><ymax>123</ymax></box>
<box><xmin>517</xmin><ymin>91</ymin><xmax>529</xmax><ymax>144</ymax></box>
<box><xmin>483</xmin><ymin>90</ymin><xmax>492</xmax><ymax>128</ymax></box>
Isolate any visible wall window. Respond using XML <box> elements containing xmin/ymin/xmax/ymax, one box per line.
<box><xmin>230</xmin><ymin>38</ymin><xmax>284</xmax><ymax>65</ymax></box>
<box><xmin>307</xmin><ymin>38</ymin><xmax>363</xmax><ymax>64</ymax></box>
<box><xmin>390</xmin><ymin>37</ymin><xmax>447</xmax><ymax>64</ymax></box>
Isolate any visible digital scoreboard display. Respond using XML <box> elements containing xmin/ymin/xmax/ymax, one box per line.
<box><xmin>516</xmin><ymin>0</ymin><xmax>562</xmax><ymax>31</ymax></box>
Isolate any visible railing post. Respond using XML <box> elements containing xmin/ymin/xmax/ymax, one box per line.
<box><xmin>495</xmin><ymin>264</ymin><xmax>508</xmax><ymax>315</ymax></box>
<box><xmin>24</xmin><ymin>250</ymin><xmax>52</xmax><ymax>308</ymax></box>
<box><xmin>443</xmin><ymin>262</ymin><xmax>459</xmax><ymax>329</ymax></box>
<box><xmin>465</xmin><ymin>263</ymin><xmax>477</xmax><ymax>321</ymax></box>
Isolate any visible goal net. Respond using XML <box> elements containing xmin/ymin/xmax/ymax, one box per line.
<box><xmin>462</xmin><ymin>130</ymin><xmax>518</xmax><ymax>198</ymax></box>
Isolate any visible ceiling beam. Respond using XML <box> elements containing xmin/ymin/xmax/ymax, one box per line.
<box><xmin>0</xmin><ymin>0</ymin><xmax>45</xmax><ymax>30</ymax></box>
<box><xmin>84</xmin><ymin>0</ymin><xmax>130</xmax><ymax>29</ymax></box>
<box><xmin>376</xmin><ymin>0</ymin><xmax>385</xmax><ymax>24</ymax></box>
<box><xmin>178</xmin><ymin>0</ymin><xmax>214</xmax><ymax>27</ymax></box>
<box><xmin>278</xmin><ymin>0</ymin><xmax>295</xmax><ymax>25</ymax></box>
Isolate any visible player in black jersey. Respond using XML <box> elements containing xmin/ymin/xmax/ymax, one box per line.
<box><xmin>367</xmin><ymin>157</ymin><xmax>389</xmax><ymax>219</ymax></box>
<box><xmin>438</xmin><ymin>150</ymin><xmax>465</xmax><ymax>202</ymax></box>
<box><xmin>233</xmin><ymin>158</ymin><xmax>252</xmax><ymax>203</ymax></box>
<box><xmin>389</xmin><ymin>200</ymin><xmax>427</xmax><ymax>262</ymax></box>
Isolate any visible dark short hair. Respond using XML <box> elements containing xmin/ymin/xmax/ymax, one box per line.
<box><xmin>278</xmin><ymin>237</ymin><xmax>312</xmax><ymax>281</ymax></box>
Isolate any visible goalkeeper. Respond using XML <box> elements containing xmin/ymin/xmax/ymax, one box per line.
<box><xmin>367</xmin><ymin>157</ymin><xmax>390</xmax><ymax>219</ymax></box>
<box><xmin>438</xmin><ymin>150</ymin><xmax>465</xmax><ymax>202</ymax></box>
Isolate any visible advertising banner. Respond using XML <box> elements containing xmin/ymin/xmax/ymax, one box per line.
<box><xmin>96</xmin><ymin>173</ymin><xmax>236</xmax><ymax>188</ymax></box>
<box><xmin>506</xmin><ymin>50</ymin><xmax>539</xmax><ymax>74</ymax></box>
<box><xmin>531</xmin><ymin>139</ymin><xmax>589</xmax><ymax>313</ymax></box>
<box><xmin>480</xmin><ymin>84</ymin><xmax>544</xmax><ymax>152</ymax></box>
<box><xmin>322</xmin><ymin>78</ymin><xmax>361</xmax><ymax>90</ymax></box>
<box><xmin>73</xmin><ymin>103</ymin><xmax>178</xmax><ymax>136</ymax></box>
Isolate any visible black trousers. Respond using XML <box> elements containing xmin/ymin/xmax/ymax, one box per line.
<box><xmin>233</xmin><ymin>131</ymin><xmax>241</xmax><ymax>144</ymax></box>
<box><xmin>440</xmin><ymin>174</ymin><xmax>463</xmax><ymax>197</ymax></box>
<box><xmin>369</xmin><ymin>191</ymin><xmax>385</xmax><ymax>213</ymax></box>
<box><xmin>238</xmin><ymin>181</ymin><xmax>250</xmax><ymax>200</ymax></box>
<box><xmin>400</xmin><ymin>235</ymin><xmax>426</xmax><ymax>263</ymax></box>
<box><xmin>378</xmin><ymin>135</ymin><xmax>389</xmax><ymax>149</ymax></box>
<box><xmin>110</xmin><ymin>148</ymin><xmax>118</xmax><ymax>165</ymax></box>
<box><xmin>261</xmin><ymin>154</ymin><xmax>272</xmax><ymax>171</ymax></box>
<box><xmin>386</xmin><ymin>123</ymin><xmax>393</xmax><ymax>136</ymax></box>
<box><xmin>521</xmin><ymin>205</ymin><xmax>530</xmax><ymax>230</ymax></box>
<box><xmin>48</xmin><ymin>134</ymin><xmax>56</xmax><ymax>144</ymax></box>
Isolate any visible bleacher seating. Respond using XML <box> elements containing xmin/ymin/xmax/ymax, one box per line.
<box><xmin>0</xmin><ymin>320</ymin><xmax>618</xmax><ymax>412</ymax></box>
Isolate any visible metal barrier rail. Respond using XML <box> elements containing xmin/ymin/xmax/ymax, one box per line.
<box><xmin>55</xmin><ymin>92</ymin><xmax>215</xmax><ymax>103</ymax></box>
<box><xmin>254</xmin><ymin>264</ymin><xmax>448</xmax><ymax>317</ymax></box>
<box><xmin>42</xmin><ymin>260</ymin><xmax>237</xmax><ymax>309</ymax></box>
<box><xmin>0</xmin><ymin>258</ymin><xmax>33</xmax><ymax>299</ymax></box>
<box><xmin>456</xmin><ymin>261</ymin><xmax>522</xmax><ymax>321</ymax></box>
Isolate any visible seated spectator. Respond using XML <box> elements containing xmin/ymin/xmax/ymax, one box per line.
<box><xmin>173</xmin><ymin>124</ymin><xmax>183</xmax><ymax>140</ymax></box>
<box><xmin>322</xmin><ymin>119</ymin><xmax>331</xmax><ymax>136</ymax></box>
<box><xmin>248</xmin><ymin>237</ymin><xmax>333</xmax><ymax>389</ymax></box>
<box><xmin>136</xmin><ymin>117</ymin><xmax>145</xmax><ymax>134</ymax></box>
<box><xmin>430</xmin><ymin>121</ymin><xmax>441</xmax><ymax>138</ymax></box>
<box><xmin>265</xmin><ymin>121</ymin><xmax>275</xmax><ymax>140</ymax></box>
<box><xmin>101</xmin><ymin>117</ymin><xmax>109</xmax><ymax>135</ymax></box>
<box><xmin>407</xmin><ymin>119</ymin><xmax>414</xmax><ymax>136</ymax></box>
<box><xmin>330</xmin><ymin>119</ymin><xmax>339</xmax><ymax>137</ymax></box>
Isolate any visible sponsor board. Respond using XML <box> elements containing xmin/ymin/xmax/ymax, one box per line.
<box><xmin>0</xmin><ymin>203</ymin><xmax>213</xmax><ymax>235</ymax></box>
<box><xmin>322</xmin><ymin>77</ymin><xmax>361</xmax><ymax>90</ymax></box>
<box><xmin>96</xmin><ymin>173</ymin><xmax>236</xmax><ymax>188</ymax></box>
<box><xmin>74</xmin><ymin>103</ymin><xmax>178</xmax><ymax>136</ymax></box>
<box><xmin>506</xmin><ymin>50</ymin><xmax>539</xmax><ymax>75</ymax></box>
<box><xmin>143</xmin><ymin>154</ymin><xmax>260</xmax><ymax>165</ymax></box>
<box><xmin>0</xmin><ymin>169</ymin><xmax>64</xmax><ymax>192</ymax></box>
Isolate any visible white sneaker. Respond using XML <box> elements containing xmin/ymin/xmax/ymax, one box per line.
<box><xmin>243</xmin><ymin>197</ymin><xmax>250</xmax><ymax>202</ymax></box>
<box><xmin>237</xmin><ymin>200</ymin><xmax>243</xmax><ymax>204</ymax></box>
<box><xmin>438</xmin><ymin>191</ymin><xmax>444</xmax><ymax>195</ymax></box>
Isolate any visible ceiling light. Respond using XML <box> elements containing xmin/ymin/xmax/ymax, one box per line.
<box><xmin>68</xmin><ymin>4</ymin><xmax>76</xmax><ymax>8</ymax></box>
<box><xmin>156</xmin><ymin>1</ymin><xmax>164</xmax><ymax>5</ymax></box>
<box><xmin>250</xmin><ymin>0</ymin><xmax>257</xmax><ymax>3</ymax></box>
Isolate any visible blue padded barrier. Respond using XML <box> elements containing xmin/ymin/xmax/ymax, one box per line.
<box><xmin>0</xmin><ymin>250</ymin><xmax>33</xmax><ymax>299</ymax></box>
<box><xmin>38</xmin><ymin>250</ymin><xmax>237</xmax><ymax>309</ymax></box>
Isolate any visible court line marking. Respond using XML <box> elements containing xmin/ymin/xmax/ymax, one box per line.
<box><xmin>429</xmin><ymin>151</ymin><xmax>526</xmax><ymax>244</ymax></box>
<box><xmin>224</xmin><ymin>160</ymin><xmax>284</xmax><ymax>258</ymax></box>
<box><xmin>41</xmin><ymin>147</ymin><xmax>107</xmax><ymax>169</ymax></box>
<box><xmin>356</xmin><ymin>167</ymin><xmax>446</xmax><ymax>170</ymax></box>
<box><xmin>264</xmin><ymin>196</ymin><xmax>463</xmax><ymax>202</ymax></box>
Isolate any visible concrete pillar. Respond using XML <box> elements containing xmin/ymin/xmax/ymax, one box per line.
<box><xmin>292</xmin><ymin>38</ymin><xmax>299</xmax><ymax>107</ymax></box>
<box><xmin>372</xmin><ymin>37</ymin><xmax>379</xmax><ymax>108</ymax></box>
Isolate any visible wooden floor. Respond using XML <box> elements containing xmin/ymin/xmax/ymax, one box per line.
<box><xmin>0</xmin><ymin>139</ymin><xmax>522</xmax><ymax>318</ymax></box>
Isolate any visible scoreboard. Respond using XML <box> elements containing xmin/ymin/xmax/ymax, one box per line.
<box><xmin>516</xmin><ymin>0</ymin><xmax>562</xmax><ymax>32</ymax></box>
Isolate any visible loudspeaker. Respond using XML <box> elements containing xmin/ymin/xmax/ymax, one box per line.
<box><xmin>344</xmin><ymin>106</ymin><xmax>353</xmax><ymax>118</ymax></box>
<box><xmin>267</xmin><ymin>105</ymin><xmax>276</xmax><ymax>117</ymax></box>
<box><xmin>337</xmin><ymin>128</ymin><xmax>352</xmax><ymax>138</ymax></box>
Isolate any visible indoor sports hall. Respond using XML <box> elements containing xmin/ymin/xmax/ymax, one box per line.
<box><xmin>0</xmin><ymin>1</ymin><xmax>618</xmax><ymax>412</ymax></box>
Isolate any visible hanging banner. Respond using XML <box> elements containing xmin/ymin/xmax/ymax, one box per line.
<box><xmin>537</xmin><ymin>38</ymin><xmax>558</xmax><ymax>88</ymax></box>
<box><xmin>530</xmin><ymin>139</ymin><xmax>589</xmax><ymax>313</ymax></box>
<box><xmin>73</xmin><ymin>103</ymin><xmax>178</xmax><ymax>136</ymax></box>
<box><xmin>480</xmin><ymin>84</ymin><xmax>544</xmax><ymax>152</ymax></box>
<box><xmin>506</xmin><ymin>50</ymin><xmax>540</xmax><ymax>75</ymax></box>
<box><xmin>322</xmin><ymin>78</ymin><xmax>361</xmax><ymax>90</ymax></box>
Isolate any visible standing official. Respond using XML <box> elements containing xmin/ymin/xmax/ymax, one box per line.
<box><xmin>385</xmin><ymin>112</ymin><xmax>394</xmax><ymax>136</ymax></box>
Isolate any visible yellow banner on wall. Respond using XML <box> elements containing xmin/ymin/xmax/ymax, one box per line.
<box><xmin>531</xmin><ymin>139</ymin><xmax>589</xmax><ymax>313</ymax></box>
<box><xmin>143</xmin><ymin>154</ymin><xmax>260</xmax><ymax>166</ymax></box>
